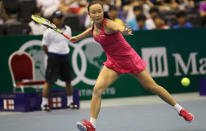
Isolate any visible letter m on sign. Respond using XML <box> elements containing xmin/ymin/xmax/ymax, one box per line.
<box><xmin>141</xmin><ymin>47</ymin><xmax>169</xmax><ymax>77</ymax></box>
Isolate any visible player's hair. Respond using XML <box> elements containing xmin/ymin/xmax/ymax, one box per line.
<box><xmin>87</xmin><ymin>0</ymin><xmax>111</xmax><ymax>19</ymax></box>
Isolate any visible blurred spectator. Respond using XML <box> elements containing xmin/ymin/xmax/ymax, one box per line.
<box><xmin>127</xmin><ymin>6</ymin><xmax>143</xmax><ymax>30</ymax></box>
<box><xmin>199</xmin><ymin>1</ymin><xmax>206</xmax><ymax>26</ymax></box>
<box><xmin>138</xmin><ymin>0</ymin><xmax>154</xmax><ymax>17</ymax></box>
<box><xmin>146</xmin><ymin>7</ymin><xmax>159</xmax><ymax>29</ymax></box>
<box><xmin>37</xmin><ymin>0</ymin><xmax>60</xmax><ymax>17</ymax></box>
<box><xmin>123</xmin><ymin>0</ymin><xmax>139</xmax><ymax>13</ymax></box>
<box><xmin>108</xmin><ymin>6</ymin><xmax>124</xmax><ymax>26</ymax></box>
<box><xmin>136</xmin><ymin>14</ymin><xmax>148</xmax><ymax>30</ymax></box>
<box><xmin>125</xmin><ymin>0</ymin><xmax>153</xmax><ymax>22</ymax></box>
<box><xmin>153</xmin><ymin>15</ymin><xmax>169</xmax><ymax>29</ymax></box>
<box><xmin>179</xmin><ymin>0</ymin><xmax>195</xmax><ymax>9</ymax></box>
<box><xmin>149</xmin><ymin>7</ymin><xmax>159</xmax><ymax>18</ymax></box>
<box><xmin>100</xmin><ymin>0</ymin><xmax>125</xmax><ymax>21</ymax></box>
<box><xmin>100</xmin><ymin>0</ymin><xmax>122</xmax><ymax>11</ymax></box>
<box><xmin>173</xmin><ymin>11</ymin><xmax>192</xmax><ymax>28</ymax></box>
<box><xmin>28</xmin><ymin>7</ymin><xmax>47</xmax><ymax>35</ymax></box>
<box><xmin>110</xmin><ymin>0</ymin><xmax>122</xmax><ymax>8</ymax></box>
<box><xmin>150</xmin><ymin>0</ymin><xmax>194</xmax><ymax>11</ymax></box>
<box><xmin>154</xmin><ymin>0</ymin><xmax>179</xmax><ymax>11</ymax></box>
<box><xmin>0</xmin><ymin>1</ymin><xmax>8</xmax><ymax>24</ymax></box>
<box><xmin>58</xmin><ymin>0</ymin><xmax>87</xmax><ymax>16</ymax></box>
<box><xmin>126</xmin><ymin>6</ymin><xmax>151</xmax><ymax>30</ymax></box>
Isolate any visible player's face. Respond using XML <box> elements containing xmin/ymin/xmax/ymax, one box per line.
<box><xmin>89</xmin><ymin>4</ymin><xmax>104</xmax><ymax>24</ymax></box>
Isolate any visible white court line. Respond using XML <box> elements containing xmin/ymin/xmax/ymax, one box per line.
<box><xmin>0</xmin><ymin>112</ymin><xmax>23</xmax><ymax>115</ymax></box>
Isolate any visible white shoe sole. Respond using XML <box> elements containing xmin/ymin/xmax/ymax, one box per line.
<box><xmin>77</xmin><ymin>122</ymin><xmax>87</xmax><ymax>131</ymax></box>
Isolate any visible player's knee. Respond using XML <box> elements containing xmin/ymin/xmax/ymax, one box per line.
<box><xmin>93</xmin><ymin>87</ymin><xmax>104</xmax><ymax>96</ymax></box>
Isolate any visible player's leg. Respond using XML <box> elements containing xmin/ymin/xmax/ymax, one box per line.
<box><xmin>90</xmin><ymin>66</ymin><xmax>120</xmax><ymax>119</ymax></box>
<box><xmin>131</xmin><ymin>69</ymin><xmax>176</xmax><ymax>106</ymax></box>
<box><xmin>77</xmin><ymin>66</ymin><xmax>120</xmax><ymax>131</ymax></box>
<box><xmin>131</xmin><ymin>69</ymin><xmax>194</xmax><ymax>122</ymax></box>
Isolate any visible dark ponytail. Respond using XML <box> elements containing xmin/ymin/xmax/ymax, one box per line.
<box><xmin>88</xmin><ymin>1</ymin><xmax>111</xmax><ymax>19</ymax></box>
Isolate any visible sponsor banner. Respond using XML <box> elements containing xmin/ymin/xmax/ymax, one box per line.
<box><xmin>1</xmin><ymin>28</ymin><xmax>206</xmax><ymax>100</ymax></box>
<box><xmin>0</xmin><ymin>89</ymin><xmax>79</xmax><ymax>112</ymax></box>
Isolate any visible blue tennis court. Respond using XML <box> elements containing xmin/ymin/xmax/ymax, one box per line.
<box><xmin>0</xmin><ymin>92</ymin><xmax>205</xmax><ymax>131</ymax></box>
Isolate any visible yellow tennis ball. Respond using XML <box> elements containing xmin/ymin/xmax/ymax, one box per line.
<box><xmin>181</xmin><ymin>77</ymin><xmax>190</xmax><ymax>87</ymax></box>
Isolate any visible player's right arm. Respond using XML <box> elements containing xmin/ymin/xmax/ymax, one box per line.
<box><xmin>70</xmin><ymin>27</ymin><xmax>92</xmax><ymax>43</ymax></box>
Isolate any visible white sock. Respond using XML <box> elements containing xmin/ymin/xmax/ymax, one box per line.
<box><xmin>174</xmin><ymin>103</ymin><xmax>183</xmax><ymax>113</ymax></box>
<box><xmin>90</xmin><ymin>117</ymin><xmax>96</xmax><ymax>128</ymax></box>
<box><xmin>67</xmin><ymin>96</ymin><xmax>73</xmax><ymax>105</ymax></box>
<box><xmin>42</xmin><ymin>97</ymin><xmax>48</xmax><ymax>105</ymax></box>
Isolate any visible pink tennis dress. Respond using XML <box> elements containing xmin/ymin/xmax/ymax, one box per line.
<box><xmin>93</xmin><ymin>18</ymin><xmax>147</xmax><ymax>74</ymax></box>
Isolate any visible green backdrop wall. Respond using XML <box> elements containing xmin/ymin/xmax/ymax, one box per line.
<box><xmin>1</xmin><ymin>28</ymin><xmax>206</xmax><ymax>100</ymax></box>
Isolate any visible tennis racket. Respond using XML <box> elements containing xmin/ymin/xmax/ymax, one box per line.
<box><xmin>31</xmin><ymin>15</ymin><xmax>72</xmax><ymax>40</ymax></box>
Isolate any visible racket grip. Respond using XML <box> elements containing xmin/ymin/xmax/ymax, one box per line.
<box><xmin>63</xmin><ymin>33</ymin><xmax>77</xmax><ymax>43</ymax></box>
<box><xmin>63</xmin><ymin>33</ymin><xmax>71</xmax><ymax>39</ymax></box>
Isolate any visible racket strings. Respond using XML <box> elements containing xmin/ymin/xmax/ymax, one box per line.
<box><xmin>32</xmin><ymin>15</ymin><xmax>56</xmax><ymax>28</ymax></box>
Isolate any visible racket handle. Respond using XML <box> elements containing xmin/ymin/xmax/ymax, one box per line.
<box><xmin>63</xmin><ymin>33</ymin><xmax>71</xmax><ymax>39</ymax></box>
<box><xmin>63</xmin><ymin>33</ymin><xmax>77</xmax><ymax>43</ymax></box>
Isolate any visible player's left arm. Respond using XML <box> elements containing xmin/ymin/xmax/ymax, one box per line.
<box><xmin>105</xmin><ymin>19</ymin><xmax>133</xmax><ymax>36</ymax></box>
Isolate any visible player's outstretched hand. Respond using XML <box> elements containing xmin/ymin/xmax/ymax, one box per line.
<box><xmin>122</xmin><ymin>27</ymin><xmax>133</xmax><ymax>36</ymax></box>
<box><xmin>70</xmin><ymin>36</ymin><xmax>79</xmax><ymax>43</ymax></box>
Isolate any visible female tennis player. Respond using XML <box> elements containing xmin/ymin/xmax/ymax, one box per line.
<box><xmin>70</xmin><ymin>1</ymin><xmax>194</xmax><ymax>131</ymax></box>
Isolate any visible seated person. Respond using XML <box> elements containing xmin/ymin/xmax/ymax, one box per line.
<box><xmin>28</xmin><ymin>7</ymin><xmax>47</xmax><ymax>35</ymax></box>
<box><xmin>173</xmin><ymin>11</ymin><xmax>192</xmax><ymax>28</ymax></box>
<box><xmin>0</xmin><ymin>1</ymin><xmax>8</xmax><ymax>24</ymax></box>
<box><xmin>125</xmin><ymin>0</ymin><xmax>152</xmax><ymax>22</ymax></box>
<box><xmin>150</xmin><ymin>0</ymin><xmax>193</xmax><ymax>11</ymax></box>
<box><xmin>58</xmin><ymin>0</ymin><xmax>87</xmax><ymax>16</ymax></box>
<box><xmin>127</xmin><ymin>6</ymin><xmax>151</xmax><ymax>30</ymax></box>
<box><xmin>37</xmin><ymin>0</ymin><xmax>60</xmax><ymax>17</ymax></box>
<box><xmin>146</xmin><ymin>7</ymin><xmax>159</xmax><ymax>30</ymax></box>
<box><xmin>108</xmin><ymin>6</ymin><xmax>124</xmax><ymax>26</ymax></box>
<box><xmin>127</xmin><ymin>6</ymin><xmax>143</xmax><ymax>30</ymax></box>
<box><xmin>199</xmin><ymin>1</ymin><xmax>206</xmax><ymax>26</ymax></box>
<box><xmin>135</xmin><ymin>14</ymin><xmax>148</xmax><ymax>30</ymax></box>
<box><xmin>153</xmin><ymin>15</ymin><xmax>169</xmax><ymax>29</ymax></box>
<box><xmin>99</xmin><ymin>0</ymin><xmax>122</xmax><ymax>11</ymax></box>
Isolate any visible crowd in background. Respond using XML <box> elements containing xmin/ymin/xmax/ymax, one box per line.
<box><xmin>0</xmin><ymin>0</ymin><xmax>206</xmax><ymax>35</ymax></box>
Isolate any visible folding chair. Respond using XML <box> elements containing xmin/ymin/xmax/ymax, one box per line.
<box><xmin>8</xmin><ymin>51</ymin><xmax>45</xmax><ymax>93</ymax></box>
